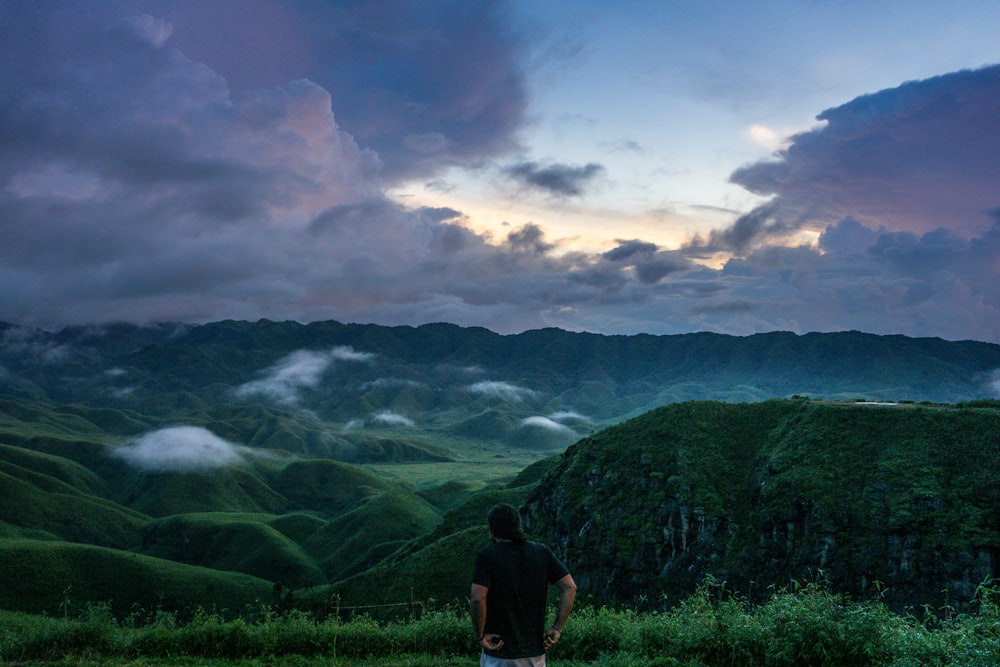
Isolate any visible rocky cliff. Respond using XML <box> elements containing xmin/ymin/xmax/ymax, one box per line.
<box><xmin>523</xmin><ymin>399</ymin><xmax>1000</xmax><ymax>613</ymax></box>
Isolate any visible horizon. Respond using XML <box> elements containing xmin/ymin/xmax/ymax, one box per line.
<box><xmin>3</xmin><ymin>316</ymin><xmax>999</xmax><ymax>348</ymax></box>
<box><xmin>2</xmin><ymin>2</ymin><xmax>999</xmax><ymax>342</ymax></box>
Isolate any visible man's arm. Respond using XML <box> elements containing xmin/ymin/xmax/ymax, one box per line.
<box><xmin>544</xmin><ymin>574</ymin><xmax>577</xmax><ymax>649</ymax></box>
<box><xmin>470</xmin><ymin>583</ymin><xmax>503</xmax><ymax>651</ymax></box>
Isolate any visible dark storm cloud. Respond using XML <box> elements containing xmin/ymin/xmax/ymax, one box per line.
<box><xmin>151</xmin><ymin>0</ymin><xmax>528</xmax><ymax>182</ymax></box>
<box><xmin>602</xmin><ymin>240</ymin><xmax>659</xmax><ymax>261</ymax></box>
<box><xmin>599</xmin><ymin>240</ymin><xmax>689</xmax><ymax>285</ymax></box>
<box><xmin>0</xmin><ymin>1</ymin><xmax>528</xmax><ymax>184</ymax></box>
<box><xmin>504</xmin><ymin>161</ymin><xmax>605</xmax><ymax>197</ymax></box>
<box><xmin>0</xmin><ymin>1</ymin><xmax>532</xmax><ymax>331</ymax></box>
<box><xmin>730</xmin><ymin>64</ymin><xmax>1000</xmax><ymax>235</ymax></box>
<box><xmin>634</xmin><ymin>258</ymin><xmax>689</xmax><ymax>285</ymax></box>
<box><xmin>505</xmin><ymin>223</ymin><xmax>555</xmax><ymax>254</ymax></box>
<box><xmin>685</xmin><ymin>200</ymin><xmax>800</xmax><ymax>256</ymax></box>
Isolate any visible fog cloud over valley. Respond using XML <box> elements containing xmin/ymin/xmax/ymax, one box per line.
<box><xmin>372</xmin><ymin>410</ymin><xmax>416</xmax><ymax>427</ymax></box>
<box><xmin>235</xmin><ymin>346</ymin><xmax>373</xmax><ymax>405</ymax></box>
<box><xmin>519</xmin><ymin>416</ymin><xmax>577</xmax><ymax>436</ymax></box>
<box><xmin>466</xmin><ymin>381</ymin><xmax>538</xmax><ymax>402</ymax></box>
<box><xmin>112</xmin><ymin>426</ymin><xmax>249</xmax><ymax>472</ymax></box>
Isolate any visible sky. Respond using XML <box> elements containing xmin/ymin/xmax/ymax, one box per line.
<box><xmin>2</xmin><ymin>1</ymin><xmax>1000</xmax><ymax>342</ymax></box>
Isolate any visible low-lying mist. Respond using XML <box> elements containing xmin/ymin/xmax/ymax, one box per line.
<box><xmin>112</xmin><ymin>425</ymin><xmax>249</xmax><ymax>473</ymax></box>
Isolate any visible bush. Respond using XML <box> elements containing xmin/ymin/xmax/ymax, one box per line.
<box><xmin>3</xmin><ymin>580</ymin><xmax>1000</xmax><ymax>665</ymax></box>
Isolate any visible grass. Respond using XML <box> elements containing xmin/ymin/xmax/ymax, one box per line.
<box><xmin>0</xmin><ymin>539</ymin><xmax>275</xmax><ymax>619</ymax></box>
<box><xmin>2</xmin><ymin>580</ymin><xmax>998</xmax><ymax>666</ymax></box>
<box><xmin>363</xmin><ymin>448</ymin><xmax>549</xmax><ymax>490</ymax></box>
<box><xmin>142</xmin><ymin>514</ymin><xmax>326</xmax><ymax>588</ymax></box>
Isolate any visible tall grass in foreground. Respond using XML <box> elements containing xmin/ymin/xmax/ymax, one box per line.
<box><xmin>2</xmin><ymin>581</ymin><xmax>998</xmax><ymax>666</ymax></box>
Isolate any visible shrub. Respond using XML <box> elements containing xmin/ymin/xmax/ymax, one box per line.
<box><xmin>2</xmin><ymin>580</ymin><xmax>1000</xmax><ymax>665</ymax></box>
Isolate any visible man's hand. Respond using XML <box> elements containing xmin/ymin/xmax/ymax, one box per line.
<box><xmin>478</xmin><ymin>633</ymin><xmax>504</xmax><ymax>650</ymax></box>
<box><xmin>543</xmin><ymin>627</ymin><xmax>562</xmax><ymax>649</ymax></box>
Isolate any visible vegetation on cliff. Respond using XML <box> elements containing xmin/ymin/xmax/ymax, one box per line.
<box><xmin>524</xmin><ymin>398</ymin><xmax>1000</xmax><ymax>614</ymax></box>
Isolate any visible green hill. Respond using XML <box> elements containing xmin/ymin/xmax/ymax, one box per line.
<box><xmin>0</xmin><ymin>538</ymin><xmax>275</xmax><ymax>618</ymax></box>
<box><xmin>115</xmin><ymin>467</ymin><xmax>289</xmax><ymax>517</ymax></box>
<box><xmin>523</xmin><ymin>399</ymin><xmax>1000</xmax><ymax>614</ymax></box>
<box><xmin>0</xmin><ymin>398</ymin><xmax>464</xmax><ymax>615</ymax></box>
<box><xmin>270</xmin><ymin>459</ymin><xmax>395</xmax><ymax>513</ymax></box>
<box><xmin>141</xmin><ymin>514</ymin><xmax>326</xmax><ymax>588</ymax></box>
<box><xmin>325</xmin><ymin>526</ymin><xmax>487</xmax><ymax>615</ymax></box>
<box><xmin>307</xmin><ymin>490</ymin><xmax>442</xmax><ymax>581</ymax></box>
<box><xmin>315</xmin><ymin>474</ymin><xmax>542</xmax><ymax>614</ymax></box>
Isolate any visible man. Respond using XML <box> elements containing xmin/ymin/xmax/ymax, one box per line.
<box><xmin>470</xmin><ymin>503</ymin><xmax>577</xmax><ymax>667</ymax></box>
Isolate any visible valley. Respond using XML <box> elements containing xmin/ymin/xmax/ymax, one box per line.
<box><xmin>1</xmin><ymin>319</ymin><xmax>999</xmax><ymax>621</ymax></box>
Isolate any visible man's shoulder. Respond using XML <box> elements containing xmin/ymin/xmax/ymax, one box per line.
<box><xmin>476</xmin><ymin>540</ymin><xmax>550</xmax><ymax>555</ymax></box>
<box><xmin>524</xmin><ymin>540</ymin><xmax>556</xmax><ymax>553</ymax></box>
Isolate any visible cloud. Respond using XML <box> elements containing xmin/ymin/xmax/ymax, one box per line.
<box><xmin>372</xmin><ymin>410</ymin><xmax>415</xmax><ymax>427</ymax></box>
<box><xmin>362</xmin><ymin>378</ymin><xmax>426</xmax><ymax>390</ymax></box>
<box><xmin>519</xmin><ymin>416</ymin><xmax>575</xmax><ymax>435</ymax></box>
<box><xmin>547</xmin><ymin>410</ymin><xmax>592</xmax><ymax>424</ymax></box>
<box><xmin>467</xmin><ymin>380</ymin><xmax>538</xmax><ymax>402</ymax></box>
<box><xmin>685</xmin><ymin>200</ymin><xmax>801</xmax><ymax>256</ymax></box>
<box><xmin>330</xmin><ymin>346</ymin><xmax>376</xmax><ymax>363</ymax></box>
<box><xmin>0</xmin><ymin>3</ymin><xmax>535</xmax><ymax>330</ymax></box>
<box><xmin>0</xmin><ymin>327</ymin><xmax>73</xmax><ymax>363</ymax></box>
<box><xmin>0</xmin><ymin>2</ymin><xmax>527</xmax><ymax>185</ymax></box>
<box><xmin>124</xmin><ymin>13</ymin><xmax>174</xmax><ymax>48</ymax></box>
<box><xmin>112</xmin><ymin>425</ymin><xmax>246</xmax><ymax>472</ymax></box>
<box><xmin>503</xmin><ymin>161</ymin><xmax>605</xmax><ymax>197</ymax></box>
<box><xmin>602</xmin><ymin>240</ymin><xmax>659</xmax><ymax>262</ymax></box>
<box><xmin>602</xmin><ymin>239</ymin><xmax>690</xmax><ymax>285</ymax></box>
<box><xmin>729</xmin><ymin>64</ymin><xmax>1000</xmax><ymax>236</ymax></box>
<box><xmin>505</xmin><ymin>223</ymin><xmax>555</xmax><ymax>254</ymax></box>
<box><xmin>988</xmin><ymin>370</ymin><xmax>1000</xmax><ymax>397</ymax></box>
<box><xmin>572</xmin><ymin>64</ymin><xmax>1000</xmax><ymax>343</ymax></box>
<box><xmin>342</xmin><ymin>418</ymin><xmax>364</xmax><ymax>431</ymax></box>
<box><xmin>1</xmin><ymin>6</ymin><xmax>999</xmax><ymax>345</ymax></box>
<box><xmin>235</xmin><ymin>346</ymin><xmax>373</xmax><ymax>405</ymax></box>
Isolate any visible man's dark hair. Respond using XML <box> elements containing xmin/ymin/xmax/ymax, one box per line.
<box><xmin>488</xmin><ymin>503</ymin><xmax>528</xmax><ymax>543</ymax></box>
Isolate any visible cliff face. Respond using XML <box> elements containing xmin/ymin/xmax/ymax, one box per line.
<box><xmin>523</xmin><ymin>400</ymin><xmax>1000</xmax><ymax>613</ymax></box>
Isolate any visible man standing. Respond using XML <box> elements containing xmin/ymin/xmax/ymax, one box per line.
<box><xmin>470</xmin><ymin>503</ymin><xmax>577</xmax><ymax>667</ymax></box>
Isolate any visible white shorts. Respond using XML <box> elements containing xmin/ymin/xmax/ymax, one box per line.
<box><xmin>480</xmin><ymin>652</ymin><xmax>545</xmax><ymax>667</ymax></box>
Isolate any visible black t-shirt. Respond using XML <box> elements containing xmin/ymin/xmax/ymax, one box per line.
<box><xmin>472</xmin><ymin>540</ymin><xmax>570</xmax><ymax>659</ymax></box>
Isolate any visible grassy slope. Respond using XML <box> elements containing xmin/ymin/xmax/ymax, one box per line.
<box><xmin>525</xmin><ymin>399</ymin><xmax>1000</xmax><ymax>609</ymax></box>
<box><xmin>141</xmin><ymin>514</ymin><xmax>327</xmax><ymax>588</ymax></box>
<box><xmin>0</xmin><ymin>441</ymin><xmax>150</xmax><ymax>548</ymax></box>
<box><xmin>0</xmin><ymin>396</ymin><xmax>498</xmax><ymax>616</ymax></box>
<box><xmin>0</xmin><ymin>538</ymin><xmax>275</xmax><ymax>618</ymax></box>
<box><xmin>115</xmin><ymin>467</ymin><xmax>290</xmax><ymax>517</ymax></box>
<box><xmin>311</xmin><ymin>474</ymin><xmax>544</xmax><ymax>615</ymax></box>
<box><xmin>306</xmin><ymin>490</ymin><xmax>442</xmax><ymax>580</ymax></box>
